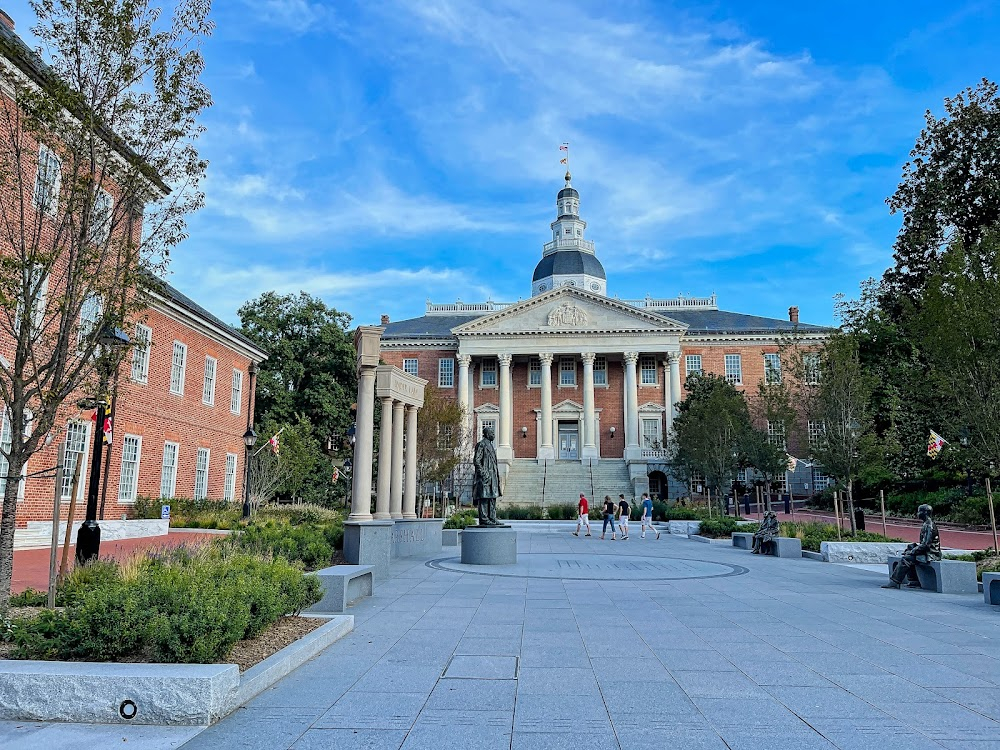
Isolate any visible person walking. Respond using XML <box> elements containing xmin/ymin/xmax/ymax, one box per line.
<box><xmin>599</xmin><ymin>495</ymin><xmax>617</xmax><ymax>539</ymax></box>
<box><xmin>573</xmin><ymin>493</ymin><xmax>592</xmax><ymax>537</ymax></box>
<box><xmin>617</xmin><ymin>494</ymin><xmax>630</xmax><ymax>540</ymax></box>
<box><xmin>640</xmin><ymin>492</ymin><xmax>660</xmax><ymax>539</ymax></box>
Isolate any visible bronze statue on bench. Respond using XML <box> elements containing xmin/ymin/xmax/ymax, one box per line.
<box><xmin>882</xmin><ymin>504</ymin><xmax>941</xmax><ymax>589</ymax></box>
<box><xmin>751</xmin><ymin>510</ymin><xmax>780</xmax><ymax>555</ymax></box>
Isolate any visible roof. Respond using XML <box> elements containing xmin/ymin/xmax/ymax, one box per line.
<box><xmin>532</xmin><ymin>250</ymin><xmax>607</xmax><ymax>281</ymax></box>
<box><xmin>557</xmin><ymin>186</ymin><xmax>579</xmax><ymax>199</ymax></box>
<box><xmin>0</xmin><ymin>19</ymin><xmax>169</xmax><ymax>194</ymax></box>
<box><xmin>382</xmin><ymin>307</ymin><xmax>834</xmax><ymax>340</ymax></box>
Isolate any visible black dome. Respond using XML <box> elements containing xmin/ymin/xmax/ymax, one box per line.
<box><xmin>532</xmin><ymin>250</ymin><xmax>606</xmax><ymax>282</ymax></box>
<box><xmin>557</xmin><ymin>186</ymin><xmax>579</xmax><ymax>199</ymax></box>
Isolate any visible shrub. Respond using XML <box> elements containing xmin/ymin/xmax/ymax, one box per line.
<box><xmin>778</xmin><ymin>521</ymin><xmax>905</xmax><ymax>552</ymax></box>
<box><xmin>224</xmin><ymin>520</ymin><xmax>341</xmax><ymax>570</ymax></box>
<box><xmin>545</xmin><ymin>503</ymin><xmax>578</xmax><ymax>520</ymax></box>
<box><xmin>133</xmin><ymin>495</ymin><xmax>242</xmax><ymax>528</ymax></box>
<box><xmin>444</xmin><ymin>508</ymin><xmax>478</xmax><ymax>529</ymax></box>
<box><xmin>697</xmin><ymin>517</ymin><xmax>743</xmax><ymax>538</ymax></box>
<box><xmin>500</xmin><ymin>504</ymin><xmax>545</xmax><ymax>520</ymax></box>
<box><xmin>9</xmin><ymin>588</ymin><xmax>46</xmax><ymax>607</ymax></box>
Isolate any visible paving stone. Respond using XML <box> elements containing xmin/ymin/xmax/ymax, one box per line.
<box><xmin>313</xmin><ymin>692</ymin><xmax>428</xmax><ymax>729</ymax></box>
<box><xmin>425</xmin><ymin>678</ymin><xmax>517</xmax><ymax>711</ymax></box>
<box><xmin>290</xmin><ymin>729</ymin><xmax>407</xmax><ymax>749</ymax></box>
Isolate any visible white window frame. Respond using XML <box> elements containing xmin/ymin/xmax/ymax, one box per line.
<box><xmin>804</xmin><ymin>353</ymin><xmax>822</xmax><ymax>385</ymax></box>
<box><xmin>230</xmin><ymin>369</ymin><xmax>243</xmax><ymax>415</ymax></box>
<box><xmin>61</xmin><ymin>421</ymin><xmax>90</xmax><ymax>501</ymax></box>
<box><xmin>763</xmin><ymin>353</ymin><xmax>781</xmax><ymax>385</ymax></box>
<box><xmin>16</xmin><ymin>264</ymin><xmax>48</xmax><ymax>334</ymax></box>
<box><xmin>202</xmin><ymin>355</ymin><xmax>217</xmax><ymax>406</ymax></box>
<box><xmin>480</xmin><ymin>358</ymin><xmax>497</xmax><ymax>387</ymax></box>
<box><xmin>559</xmin><ymin>357</ymin><xmax>576</xmax><ymax>387</ymax></box>
<box><xmin>438</xmin><ymin>358</ymin><xmax>454</xmax><ymax>388</ymax></box>
<box><xmin>131</xmin><ymin>323</ymin><xmax>151</xmax><ymax>383</ymax></box>
<box><xmin>77</xmin><ymin>293</ymin><xmax>103</xmax><ymax>347</ymax></box>
<box><xmin>88</xmin><ymin>188</ymin><xmax>113</xmax><ymax>245</ymax></box>
<box><xmin>403</xmin><ymin>358</ymin><xmax>418</xmax><ymax>376</ymax></box>
<box><xmin>33</xmin><ymin>145</ymin><xmax>61</xmax><ymax>216</ymax></box>
<box><xmin>436</xmin><ymin>424</ymin><xmax>453</xmax><ymax>450</ymax></box>
<box><xmin>118</xmin><ymin>434</ymin><xmax>142</xmax><ymax>503</ymax></box>
<box><xmin>767</xmin><ymin>420</ymin><xmax>786</xmax><ymax>449</ymax></box>
<box><xmin>724</xmin><ymin>354</ymin><xmax>743</xmax><ymax>385</ymax></box>
<box><xmin>194</xmin><ymin>447</ymin><xmax>210</xmax><ymax>500</ymax></box>
<box><xmin>685</xmin><ymin>354</ymin><xmax>702</xmax><ymax>378</ymax></box>
<box><xmin>160</xmin><ymin>441</ymin><xmax>179</xmax><ymax>498</ymax></box>
<box><xmin>170</xmin><ymin>341</ymin><xmax>187</xmax><ymax>395</ymax></box>
<box><xmin>811</xmin><ymin>467</ymin><xmax>831</xmax><ymax>491</ymax></box>
<box><xmin>808</xmin><ymin>420</ymin><xmax>826</xmax><ymax>450</ymax></box>
<box><xmin>594</xmin><ymin>355</ymin><xmax>607</xmax><ymax>386</ymax></box>
<box><xmin>224</xmin><ymin>453</ymin><xmax>238</xmax><ymax>501</ymax></box>
<box><xmin>640</xmin><ymin>355</ymin><xmax>657</xmax><ymax>385</ymax></box>
<box><xmin>641</xmin><ymin>418</ymin><xmax>661</xmax><ymax>448</ymax></box>
<box><xmin>528</xmin><ymin>358</ymin><xmax>541</xmax><ymax>387</ymax></box>
<box><xmin>0</xmin><ymin>410</ymin><xmax>12</xmax><ymax>500</ymax></box>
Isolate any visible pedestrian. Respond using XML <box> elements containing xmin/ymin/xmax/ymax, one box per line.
<box><xmin>617</xmin><ymin>494</ymin><xmax>630</xmax><ymax>539</ymax></box>
<box><xmin>640</xmin><ymin>492</ymin><xmax>660</xmax><ymax>539</ymax></box>
<box><xmin>573</xmin><ymin>493</ymin><xmax>592</xmax><ymax>537</ymax></box>
<box><xmin>600</xmin><ymin>495</ymin><xmax>616</xmax><ymax>540</ymax></box>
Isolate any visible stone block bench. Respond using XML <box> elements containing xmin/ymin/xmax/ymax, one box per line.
<box><xmin>886</xmin><ymin>556</ymin><xmax>978</xmax><ymax>594</ymax></box>
<box><xmin>442</xmin><ymin>528</ymin><xmax>461</xmax><ymax>546</ymax></box>
<box><xmin>983</xmin><ymin>572</ymin><xmax>1000</xmax><ymax>605</ymax></box>
<box><xmin>732</xmin><ymin>533</ymin><xmax>801</xmax><ymax>557</ymax></box>
<box><xmin>307</xmin><ymin>564</ymin><xmax>374</xmax><ymax>613</ymax></box>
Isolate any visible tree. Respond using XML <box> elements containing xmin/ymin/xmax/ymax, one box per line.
<box><xmin>0</xmin><ymin>0</ymin><xmax>211</xmax><ymax>612</ymax></box>
<box><xmin>746</xmin><ymin>356</ymin><xmax>798</xmax><ymax>507</ymax></box>
<box><xmin>414</xmin><ymin>387</ymin><xmax>464</xmax><ymax>486</ymax></box>
<box><xmin>885</xmin><ymin>78</ymin><xmax>1000</xmax><ymax>300</ymax></box>
<box><xmin>667</xmin><ymin>374</ymin><xmax>752</xmax><ymax>513</ymax></box>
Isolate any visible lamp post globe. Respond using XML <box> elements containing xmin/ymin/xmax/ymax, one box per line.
<box><xmin>241</xmin><ymin>426</ymin><xmax>258</xmax><ymax>520</ymax></box>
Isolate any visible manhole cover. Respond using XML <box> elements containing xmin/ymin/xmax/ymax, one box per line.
<box><xmin>427</xmin><ymin>553</ymin><xmax>747</xmax><ymax>581</ymax></box>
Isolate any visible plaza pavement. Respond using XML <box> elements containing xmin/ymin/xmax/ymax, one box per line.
<box><xmin>2</xmin><ymin>523</ymin><xmax>999</xmax><ymax>749</ymax></box>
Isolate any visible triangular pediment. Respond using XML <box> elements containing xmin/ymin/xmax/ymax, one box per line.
<box><xmin>452</xmin><ymin>287</ymin><xmax>688</xmax><ymax>336</ymax></box>
<box><xmin>552</xmin><ymin>399</ymin><xmax>584</xmax><ymax>412</ymax></box>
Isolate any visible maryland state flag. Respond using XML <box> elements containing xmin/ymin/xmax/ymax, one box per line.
<box><xmin>927</xmin><ymin>430</ymin><xmax>947</xmax><ymax>459</ymax></box>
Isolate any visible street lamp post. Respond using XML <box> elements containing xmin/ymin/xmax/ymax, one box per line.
<box><xmin>241</xmin><ymin>426</ymin><xmax>258</xmax><ymax>520</ymax></box>
<box><xmin>959</xmin><ymin>428</ymin><xmax>972</xmax><ymax>496</ymax></box>
<box><xmin>75</xmin><ymin>326</ymin><xmax>131</xmax><ymax>565</ymax></box>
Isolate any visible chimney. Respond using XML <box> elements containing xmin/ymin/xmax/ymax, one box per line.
<box><xmin>380</xmin><ymin>314</ymin><xmax>390</xmax><ymax>326</ymax></box>
<box><xmin>788</xmin><ymin>306</ymin><xmax>799</xmax><ymax>325</ymax></box>
<box><xmin>0</xmin><ymin>10</ymin><xmax>15</xmax><ymax>30</ymax></box>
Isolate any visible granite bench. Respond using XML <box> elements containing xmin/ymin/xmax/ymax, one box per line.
<box><xmin>983</xmin><ymin>572</ymin><xmax>1000</xmax><ymax>605</ymax></box>
<box><xmin>307</xmin><ymin>564</ymin><xmax>374</xmax><ymax>613</ymax></box>
<box><xmin>442</xmin><ymin>528</ymin><xmax>461</xmax><ymax>547</ymax></box>
<box><xmin>732</xmin><ymin>533</ymin><xmax>801</xmax><ymax>557</ymax></box>
<box><xmin>886</xmin><ymin>555</ymin><xmax>979</xmax><ymax>594</ymax></box>
<box><xmin>732</xmin><ymin>533</ymin><xmax>753</xmax><ymax>549</ymax></box>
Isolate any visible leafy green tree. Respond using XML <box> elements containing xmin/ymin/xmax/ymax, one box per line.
<box><xmin>746</xmin><ymin>356</ymin><xmax>798</xmax><ymax>505</ymax></box>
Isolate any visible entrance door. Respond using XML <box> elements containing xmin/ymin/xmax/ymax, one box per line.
<box><xmin>558</xmin><ymin>423</ymin><xmax>578</xmax><ymax>460</ymax></box>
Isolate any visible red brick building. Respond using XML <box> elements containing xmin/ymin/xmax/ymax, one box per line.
<box><xmin>381</xmin><ymin>173</ymin><xmax>833</xmax><ymax>502</ymax></box>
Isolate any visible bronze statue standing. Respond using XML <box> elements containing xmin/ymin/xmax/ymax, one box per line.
<box><xmin>473</xmin><ymin>425</ymin><xmax>502</xmax><ymax>526</ymax></box>
<box><xmin>883</xmin><ymin>504</ymin><xmax>941</xmax><ymax>588</ymax></box>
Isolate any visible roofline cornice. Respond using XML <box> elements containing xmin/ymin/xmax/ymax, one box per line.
<box><xmin>149</xmin><ymin>291</ymin><xmax>268</xmax><ymax>362</ymax></box>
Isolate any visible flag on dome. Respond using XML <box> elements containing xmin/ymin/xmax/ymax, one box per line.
<box><xmin>927</xmin><ymin>430</ymin><xmax>946</xmax><ymax>458</ymax></box>
<box><xmin>268</xmin><ymin>433</ymin><xmax>280</xmax><ymax>455</ymax></box>
<box><xmin>560</xmin><ymin>158</ymin><xmax>567</xmax><ymax>164</ymax></box>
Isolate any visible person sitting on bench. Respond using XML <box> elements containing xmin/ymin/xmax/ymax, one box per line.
<box><xmin>882</xmin><ymin>504</ymin><xmax>941</xmax><ymax>589</ymax></box>
<box><xmin>751</xmin><ymin>510</ymin><xmax>780</xmax><ymax>555</ymax></box>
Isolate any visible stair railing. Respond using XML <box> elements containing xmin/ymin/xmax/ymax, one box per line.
<box><xmin>541</xmin><ymin>460</ymin><xmax>547</xmax><ymax>507</ymax></box>
<box><xmin>589</xmin><ymin>458</ymin><xmax>595</xmax><ymax>502</ymax></box>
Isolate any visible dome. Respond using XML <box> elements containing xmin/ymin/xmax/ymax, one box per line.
<box><xmin>532</xmin><ymin>250</ymin><xmax>606</xmax><ymax>282</ymax></box>
<box><xmin>557</xmin><ymin>186</ymin><xmax>579</xmax><ymax>200</ymax></box>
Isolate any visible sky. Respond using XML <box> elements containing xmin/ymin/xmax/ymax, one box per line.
<box><xmin>4</xmin><ymin>0</ymin><xmax>1000</xmax><ymax>328</ymax></box>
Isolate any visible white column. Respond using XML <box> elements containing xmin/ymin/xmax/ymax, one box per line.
<box><xmin>457</xmin><ymin>354</ymin><xmax>470</xmax><ymax>425</ymax></box>
<box><xmin>498</xmin><ymin>353</ymin><xmax>513</xmax><ymax>459</ymax></box>
<box><xmin>349</xmin><ymin>367</ymin><xmax>377</xmax><ymax>521</ymax></box>
<box><xmin>663</xmin><ymin>358</ymin><xmax>672</xmax><ymax>434</ymax></box>
<box><xmin>581</xmin><ymin>352</ymin><xmax>598</xmax><ymax>459</ymax></box>
<box><xmin>669</xmin><ymin>353</ymin><xmax>682</xmax><ymax>424</ymax></box>
<box><xmin>403</xmin><ymin>404</ymin><xmax>418</xmax><ymax>518</ymax></box>
<box><xmin>390</xmin><ymin>399</ymin><xmax>405</xmax><ymax>518</ymax></box>
<box><xmin>624</xmin><ymin>351</ymin><xmax>641</xmax><ymax>457</ymax></box>
<box><xmin>538</xmin><ymin>353</ymin><xmax>554</xmax><ymax>461</ymax></box>
<box><xmin>374</xmin><ymin>396</ymin><xmax>393</xmax><ymax>520</ymax></box>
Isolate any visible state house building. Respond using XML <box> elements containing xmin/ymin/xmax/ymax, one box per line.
<box><xmin>380</xmin><ymin>173</ymin><xmax>832</xmax><ymax>503</ymax></box>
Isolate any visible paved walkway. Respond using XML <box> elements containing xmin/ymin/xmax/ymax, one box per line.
<box><xmin>3</xmin><ymin>526</ymin><xmax>999</xmax><ymax>749</ymax></box>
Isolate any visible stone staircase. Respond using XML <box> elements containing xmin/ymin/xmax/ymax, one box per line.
<box><xmin>13</xmin><ymin>526</ymin><xmax>56</xmax><ymax>550</ymax></box>
<box><xmin>501</xmin><ymin>459</ymin><xmax>634</xmax><ymax>508</ymax></box>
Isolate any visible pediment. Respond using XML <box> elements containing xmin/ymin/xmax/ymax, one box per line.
<box><xmin>639</xmin><ymin>402</ymin><xmax>666</xmax><ymax>413</ymax></box>
<box><xmin>452</xmin><ymin>287</ymin><xmax>688</xmax><ymax>336</ymax></box>
<box><xmin>552</xmin><ymin>399</ymin><xmax>584</xmax><ymax>412</ymax></box>
<box><xmin>474</xmin><ymin>403</ymin><xmax>499</xmax><ymax>413</ymax></box>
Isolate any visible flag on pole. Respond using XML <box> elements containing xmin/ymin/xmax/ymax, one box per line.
<box><xmin>786</xmin><ymin>455</ymin><xmax>798</xmax><ymax>472</ymax></box>
<box><xmin>927</xmin><ymin>430</ymin><xmax>946</xmax><ymax>458</ymax></box>
<box><xmin>559</xmin><ymin>143</ymin><xmax>569</xmax><ymax>151</ymax></box>
<box><xmin>91</xmin><ymin>411</ymin><xmax>112</xmax><ymax>444</ymax></box>
<box><xmin>268</xmin><ymin>433</ymin><xmax>280</xmax><ymax>455</ymax></box>
<box><xmin>560</xmin><ymin>158</ymin><xmax>568</xmax><ymax>164</ymax></box>
<box><xmin>331</xmin><ymin>467</ymin><xmax>339</xmax><ymax>483</ymax></box>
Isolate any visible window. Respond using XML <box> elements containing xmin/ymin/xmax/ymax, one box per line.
<box><xmin>737</xmin><ymin>468</ymin><xmax>749</xmax><ymax>485</ymax></box>
<box><xmin>194</xmin><ymin>448</ymin><xmax>210</xmax><ymax>500</ymax></box>
<box><xmin>594</xmin><ymin>356</ymin><xmax>607</xmax><ymax>386</ymax></box>
<box><xmin>772</xmin><ymin>474</ymin><xmax>787</xmax><ymax>493</ymax></box>
<box><xmin>764</xmin><ymin>353</ymin><xmax>781</xmax><ymax>385</ymax></box>
<box><xmin>640</xmin><ymin>355</ymin><xmax>657</xmax><ymax>385</ymax></box>
<box><xmin>559</xmin><ymin>357</ymin><xmax>576</xmax><ymax>386</ymax></box>
<box><xmin>77</xmin><ymin>294</ymin><xmax>102</xmax><ymax>347</ymax></box>
<box><xmin>436</xmin><ymin>424</ymin><xmax>453</xmax><ymax>450</ymax></box>
<box><xmin>529</xmin><ymin>358</ymin><xmax>541</xmax><ymax>386</ymax></box>
<box><xmin>804</xmin><ymin>353</ymin><xmax>821</xmax><ymax>385</ymax></box>
<box><xmin>118</xmin><ymin>435</ymin><xmax>141</xmax><ymax>502</ymax></box>
<box><xmin>808</xmin><ymin>420</ymin><xmax>826</xmax><ymax>450</ymax></box>
<box><xmin>16</xmin><ymin>264</ymin><xmax>48</xmax><ymax>334</ymax></box>
<box><xmin>0</xmin><ymin>411</ymin><xmax>11</xmax><ymax>499</ymax></box>
<box><xmin>403</xmin><ymin>358</ymin><xmax>418</xmax><ymax>376</ymax></box>
<box><xmin>230</xmin><ymin>369</ymin><xmax>243</xmax><ymax>414</ymax></box>
<box><xmin>724</xmin><ymin>354</ymin><xmax>742</xmax><ymax>385</ymax></box>
<box><xmin>811</xmin><ymin>467</ymin><xmax>831</xmax><ymax>491</ymax></box>
<box><xmin>131</xmin><ymin>324</ymin><xmax>151</xmax><ymax>383</ymax></box>
<box><xmin>88</xmin><ymin>189</ymin><xmax>113</xmax><ymax>245</ymax></box>
<box><xmin>767</xmin><ymin>420</ymin><xmax>786</xmax><ymax>449</ymax></box>
<box><xmin>61</xmin><ymin>421</ymin><xmax>89</xmax><ymax>500</ymax></box>
<box><xmin>170</xmin><ymin>342</ymin><xmax>187</xmax><ymax>395</ymax></box>
<box><xmin>202</xmin><ymin>356</ymin><xmax>216</xmax><ymax>405</ymax></box>
<box><xmin>685</xmin><ymin>354</ymin><xmax>702</xmax><ymax>378</ymax></box>
<box><xmin>480</xmin><ymin>358</ymin><xmax>497</xmax><ymax>387</ymax></box>
<box><xmin>224</xmin><ymin>453</ymin><xmax>237</xmax><ymax>501</ymax></box>
<box><xmin>480</xmin><ymin>418</ymin><xmax>496</xmax><ymax>439</ymax></box>
<box><xmin>160</xmin><ymin>442</ymin><xmax>178</xmax><ymax>498</ymax></box>
<box><xmin>641</xmin><ymin>418</ymin><xmax>661</xmax><ymax>448</ymax></box>
<box><xmin>33</xmin><ymin>145</ymin><xmax>61</xmax><ymax>215</ymax></box>
<box><xmin>438</xmin><ymin>358</ymin><xmax>454</xmax><ymax>387</ymax></box>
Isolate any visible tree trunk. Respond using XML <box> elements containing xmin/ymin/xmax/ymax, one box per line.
<box><xmin>0</xmin><ymin>451</ymin><xmax>28</xmax><ymax>614</ymax></box>
<box><xmin>847</xmin><ymin>479</ymin><xmax>856</xmax><ymax>535</ymax></box>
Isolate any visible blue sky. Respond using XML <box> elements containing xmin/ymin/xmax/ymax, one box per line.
<box><xmin>5</xmin><ymin>1</ymin><xmax>999</xmax><ymax>327</ymax></box>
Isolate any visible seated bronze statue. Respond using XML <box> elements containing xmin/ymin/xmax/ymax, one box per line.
<box><xmin>751</xmin><ymin>510</ymin><xmax>780</xmax><ymax>555</ymax></box>
<box><xmin>882</xmin><ymin>504</ymin><xmax>941</xmax><ymax>589</ymax></box>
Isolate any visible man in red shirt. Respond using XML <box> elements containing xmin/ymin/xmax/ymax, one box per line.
<box><xmin>573</xmin><ymin>493</ymin><xmax>592</xmax><ymax>537</ymax></box>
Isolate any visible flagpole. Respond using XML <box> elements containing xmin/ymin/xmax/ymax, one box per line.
<box><xmin>253</xmin><ymin>425</ymin><xmax>286</xmax><ymax>457</ymax></box>
<box><xmin>987</xmin><ymin>477</ymin><xmax>998</xmax><ymax>553</ymax></box>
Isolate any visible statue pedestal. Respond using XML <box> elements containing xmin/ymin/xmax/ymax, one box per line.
<box><xmin>460</xmin><ymin>525</ymin><xmax>517</xmax><ymax>565</ymax></box>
